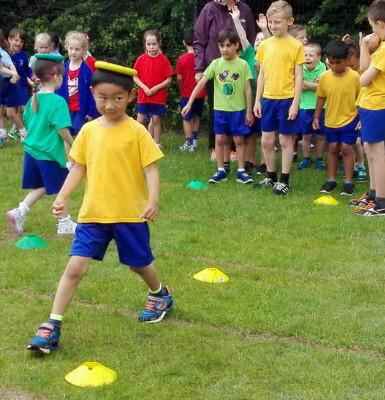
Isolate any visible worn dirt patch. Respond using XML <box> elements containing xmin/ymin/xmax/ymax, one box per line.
<box><xmin>0</xmin><ymin>389</ymin><xmax>47</xmax><ymax>400</ymax></box>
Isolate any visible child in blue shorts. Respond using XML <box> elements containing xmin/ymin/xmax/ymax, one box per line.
<box><xmin>297</xmin><ymin>42</ymin><xmax>326</xmax><ymax>171</ymax></box>
<box><xmin>254</xmin><ymin>0</ymin><xmax>304</xmax><ymax>195</ymax></box>
<box><xmin>182</xmin><ymin>29</ymin><xmax>254</xmax><ymax>184</ymax></box>
<box><xmin>27</xmin><ymin>61</ymin><xmax>174</xmax><ymax>354</ymax></box>
<box><xmin>6</xmin><ymin>54</ymin><xmax>76</xmax><ymax>236</ymax></box>
<box><xmin>356</xmin><ymin>0</ymin><xmax>385</xmax><ymax>216</ymax></box>
<box><xmin>313</xmin><ymin>40</ymin><xmax>360</xmax><ymax>196</ymax></box>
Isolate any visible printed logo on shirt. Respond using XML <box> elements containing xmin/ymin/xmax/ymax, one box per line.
<box><xmin>218</xmin><ymin>70</ymin><xmax>240</xmax><ymax>96</ymax></box>
<box><xmin>68</xmin><ymin>75</ymin><xmax>79</xmax><ymax>97</ymax></box>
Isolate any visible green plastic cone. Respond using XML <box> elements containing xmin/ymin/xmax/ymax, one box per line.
<box><xmin>186</xmin><ymin>180</ymin><xmax>208</xmax><ymax>191</ymax></box>
<box><xmin>16</xmin><ymin>234</ymin><xmax>48</xmax><ymax>250</ymax></box>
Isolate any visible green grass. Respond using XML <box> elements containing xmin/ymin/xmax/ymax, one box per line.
<box><xmin>1</xmin><ymin>133</ymin><xmax>385</xmax><ymax>399</ymax></box>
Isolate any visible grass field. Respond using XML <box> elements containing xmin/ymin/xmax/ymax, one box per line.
<box><xmin>1</xmin><ymin>132</ymin><xmax>385</xmax><ymax>400</ymax></box>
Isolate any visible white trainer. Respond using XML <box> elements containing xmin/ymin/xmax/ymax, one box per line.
<box><xmin>6</xmin><ymin>208</ymin><xmax>26</xmax><ymax>235</ymax></box>
<box><xmin>57</xmin><ymin>216</ymin><xmax>77</xmax><ymax>235</ymax></box>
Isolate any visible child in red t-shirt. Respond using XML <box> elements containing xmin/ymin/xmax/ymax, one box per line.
<box><xmin>176</xmin><ymin>30</ymin><xmax>206</xmax><ymax>152</ymax></box>
<box><xmin>133</xmin><ymin>29</ymin><xmax>173</xmax><ymax>145</ymax></box>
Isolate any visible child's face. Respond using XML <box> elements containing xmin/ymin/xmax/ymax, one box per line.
<box><xmin>8</xmin><ymin>35</ymin><xmax>24</xmax><ymax>53</ymax></box>
<box><xmin>218</xmin><ymin>39</ymin><xmax>239</xmax><ymax>60</ymax></box>
<box><xmin>35</xmin><ymin>40</ymin><xmax>52</xmax><ymax>54</ymax></box>
<box><xmin>304</xmin><ymin>47</ymin><xmax>320</xmax><ymax>69</ymax></box>
<box><xmin>67</xmin><ymin>39</ymin><xmax>85</xmax><ymax>62</ymax></box>
<box><xmin>254</xmin><ymin>32</ymin><xmax>264</xmax><ymax>49</ymax></box>
<box><xmin>267</xmin><ymin>12</ymin><xmax>293</xmax><ymax>37</ymax></box>
<box><xmin>92</xmin><ymin>83</ymin><xmax>132</xmax><ymax>122</ymax></box>
<box><xmin>294</xmin><ymin>29</ymin><xmax>308</xmax><ymax>45</ymax></box>
<box><xmin>145</xmin><ymin>35</ymin><xmax>160</xmax><ymax>57</ymax></box>
<box><xmin>369</xmin><ymin>18</ymin><xmax>385</xmax><ymax>41</ymax></box>
<box><xmin>328</xmin><ymin>57</ymin><xmax>348</xmax><ymax>75</ymax></box>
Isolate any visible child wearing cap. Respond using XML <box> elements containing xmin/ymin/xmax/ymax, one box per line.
<box><xmin>27</xmin><ymin>61</ymin><xmax>174</xmax><ymax>355</ymax></box>
<box><xmin>6</xmin><ymin>53</ymin><xmax>76</xmax><ymax>236</ymax></box>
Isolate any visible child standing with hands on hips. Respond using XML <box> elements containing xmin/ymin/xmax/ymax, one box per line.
<box><xmin>6</xmin><ymin>54</ymin><xmax>76</xmax><ymax>236</ymax></box>
<box><xmin>27</xmin><ymin>61</ymin><xmax>173</xmax><ymax>354</ymax></box>
<box><xmin>134</xmin><ymin>30</ymin><xmax>173</xmax><ymax>146</ymax></box>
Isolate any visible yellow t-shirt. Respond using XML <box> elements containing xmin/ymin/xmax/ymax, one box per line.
<box><xmin>317</xmin><ymin>69</ymin><xmax>360</xmax><ymax>128</ymax></box>
<box><xmin>358</xmin><ymin>41</ymin><xmax>385</xmax><ymax>110</ymax></box>
<box><xmin>70</xmin><ymin>117</ymin><xmax>163</xmax><ymax>223</ymax></box>
<box><xmin>257</xmin><ymin>35</ymin><xmax>304</xmax><ymax>99</ymax></box>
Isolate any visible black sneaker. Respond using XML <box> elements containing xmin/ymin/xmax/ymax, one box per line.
<box><xmin>340</xmin><ymin>182</ymin><xmax>354</xmax><ymax>196</ymax></box>
<box><xmin>245</xmin><ymin>161</ymin><xmax>255</xmax><ymax>175</ymax></box>
<box><xmin>255</xmin><ymin>163</ymin><xmax>267</xmax><ymax>175</ymax></box>
<box><xmin>272</xmin><ymin>182</ymin><xmax>289</xmax><ymax>195</ymax></box>
<box><xmin>360</xmin><ymin>207</ymin><xmax>385</xmax><ymax>217</ymax></box>
<box><xmin>224</xmin><ymin>162</ymin><xmax>230</xmax><ymax>175</ymax></box>
<box><xmin>320</xmin><ymin>181</ymin><xmax>337</xmax><ymax>193</ymax></box>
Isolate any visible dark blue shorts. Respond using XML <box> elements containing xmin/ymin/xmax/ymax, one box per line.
<box><xmin>70</xmin><ymin>111</ymin><xmax>84</xmax><ymax>136</ymax></box>
<box><xmin>250</xmin><ymin>116</ymin><xmax>261</xmax><ymax>135</ymax></box>
<box><xmin>261</xmin><ymin>98</ymin><xmax>300</xmax><ymax>135</ymax></box>
<box><xmin>300</xmin><ymin>109</ymin><xmax>324</xmax><ymax>135</ymax></box>
<box><xmin>324</xmin><ymin>116</ymin><xmax>359</xmax><ymax>145</ymax></box>
<box><xmin>136</xmin><ymin>103</ymin><xmax>166</xmax><ymax>117</ymax></box>
<box><xmin>0</xmin><ymin>77</ymin><xmax>10</xmax><ymax>106</ymax></box>
<box><xmin>71</xmin><ymin>223</ymin><xmax>154</xmax><ymax>268</ymax></box>
<box><xmin>213</xmin><ymin>110</ymin><xmax>250</xmax><ymax>136</ymax></box>
<box><xmin>2</xmin><ymin>80</ymin><xmax>30</xmax><ymax>107</ymax></box>
<box><xmin>359</xmin><ymin>107</ymin><xmax>385</xmax><ymax>144</ymax></box>
<box><xmin>22</xmin><ymin>152</ymin><xmax>68</xmax><ymax>195</ymax></box>
<box><xmin>180</xmin><ymin>97</ymin><xmax>204</xmax><ymax>121</ymax></box>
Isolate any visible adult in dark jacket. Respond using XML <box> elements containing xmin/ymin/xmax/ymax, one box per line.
<box><xmin>193</xmin><ymin>0</ymin><xmax>256</xmax><ymax>151</ymax></box>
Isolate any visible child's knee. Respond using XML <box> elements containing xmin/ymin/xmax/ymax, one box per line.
<box><xmin>233</xmin><ymin>136</ymin><xmax>244</xmax><ymax>146</ymax></box>
<box><xmin>328</xmin><ymin>143</ymin><xmax>339</xmax><ymax>154</ymax></box>
<box><xmin>262</xmin><ymin>135</ymin><xmax>275</xmax><ymax>149</ymax></box>
<box><xmin>215</xmin><ymin>135</ymin><xmax>226</xmax><ymax>146</ymax></box>
<box><xmin>6</xmin><ymin>108</ymin><xmax>16</xmax><ymax>119</ymax></box>
<box><xmin>341</xmin><ymin>144</ymin><xmax>353</xmax><ymax>156</ymax></box>
<box><xmin>64</xmin><ymin>258</ymin><xmax>89</xmax><ymax>281</ymax></box>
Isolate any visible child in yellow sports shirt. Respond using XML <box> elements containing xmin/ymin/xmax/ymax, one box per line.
<box><xmin>356</xmin><ymin>0</ymin><xmax>385</xmax><ymax>216</ymax></box>
<box><xmin>254</xmin><ymin>0</ymin><xmax>304</xmax><ymax>195</ymax></box>
<box><xmin>313</xmin><ymin>40</ymin><xmax>360</xmax><ymax>196</ymax></box>
<box><xmin>27</xmin><ymin>61</ymin><xmax>173</xmax><ymax>355</ymax></box>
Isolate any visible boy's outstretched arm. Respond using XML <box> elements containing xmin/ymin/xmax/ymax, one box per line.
<box><xmin>52</xmin><ymin>163</ymin><xmax>86</xmax><ymax>218</ymax></box>
<box><xmin>141</xmin><ymin>162</ymin><xmax>160</xmax><ymax>222</ymax></box>
<box><xmin>231</xmin><ymin>5</ymin><xmax>250</xmax><ymax>51</ymax></box>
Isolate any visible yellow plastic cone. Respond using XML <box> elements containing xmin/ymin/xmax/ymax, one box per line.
<box><xmin>193</xmin><ymin>267</ymin><xmax>229</xmax><ymax>283</ymax></box>
<box><xmin>313</xmin><ymin>195</ymin><xmax>339</xmax><ymax>206</ymax></box>
<box><xmin>65</xmin><ymin>361</ymin><xmax>117</xmax><ymax>387</ymax></box>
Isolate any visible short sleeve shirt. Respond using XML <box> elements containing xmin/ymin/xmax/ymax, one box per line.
<box><xmin>176</xmin><ymin>52</ymin><xmax>206</xmax><ymax>98</ymax></box>
<box><xmin>134</xmin><ymin>53</ymin><xmax>173</xmax><ymax>105</ymax></box>
<box><xmin>257</xmin><ymin>35</ymin><xmax>304</xmax><ymax>99</ymax></box>
<box><xmin>300</xmin><ymin>61</ymin><xmax>327</xmax><ymax>110</ymax></box>
<box><xmin>70</xmin><ymin>117</ymin><xmax>164</xmax><ymax>223</ymax></box>
<box><xmin>317</xmin><ymin>69</ymin><xmax>360</xmax><ymax>128</ymax></box>
<box><xmin>204</xmin><ymin>56</ymin><xmax>252</xmax><ymax>112</ymax></box>
<box><xmin>358</xmin><ymin>41</ymin><xmax>385</xmax><ymax>110</ymax></box>
<box><xmin>23</xmin><ymin>93</ymin><xmax>71</xmax><ymax>167</ymax></box>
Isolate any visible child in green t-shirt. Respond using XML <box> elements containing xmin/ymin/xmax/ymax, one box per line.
<box><xmin>6</xmin><ymin>54</ymin><xmax>75</xmax><ymax>236</ymax></box>
<box><xmin>182</xmin><ymin>29</ymin><xmax>254</xmax><ymax>184</ymax></box>
<box><xmin>297</xmin><ymin>42</ymin><xmax>327</xmax><ymax>171</ymax></box>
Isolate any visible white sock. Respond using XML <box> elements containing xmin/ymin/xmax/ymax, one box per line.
<box><xmin>18</xmin><ymin>202</ymin><xmax>30</xmax><ymax>216</ymax></box>
<box><xmin>238</xmin><ymin>168</ymin><xmax>245</xmax><ymax>172</ymax></box>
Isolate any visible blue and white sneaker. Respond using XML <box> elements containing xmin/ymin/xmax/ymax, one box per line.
<box><xmin>236</xmin><ymin>170</ymin><xmax>253</xmax><ymax>184</ymax></box>
<box><xmin>208</xmin><ymin>169</ymin><xmax>228</xmax><ymax>184</ymax></box>
<box><xmin>138</xmin><ymin>287</ymin><xmax>174</xmax><ymax>323</ymax></box>
<box><xmin>27</xmin><ymin>322</ymin><xmax>61</xmax><ymax>354</ymax></box>
<box><xmin>315</xmin><ymin>158</ymin><xmax>326</xmax><ymax>171</ymax></box>
<box><xmin>297</xmin><ymin>158</ymin><xmax>312</xmax><ymax>170</ymax></box>
<box><xmin>179</xmin><ymin>140</ymin><xmax>195</xmax><ymax>152</ymax></box>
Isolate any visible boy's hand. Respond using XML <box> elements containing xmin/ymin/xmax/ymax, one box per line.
<box><xmin>245</xmin><ymin>110</ymin><xmax>254</xmax><ymax>126</ymax></box>
<box><xmin>287</xmin><ymin>103</ymin><xmax>298</xmax><ymax>120</ymax></box>
<box><xmin>312</xmin><ymin>117</ymin><xmax>320</xmax><ymax>131</ymax></box>
<box><xmin>52</xmin><ymin>196</ymin><xmax>67</xmax><ymax>218</ymax></box>
<box><xmin>256</xmin><ymin>13</ymin><xmax>268</xmax><ymax>32</ymax></box>
<box><xmin>253</xmin><ymin>100</ymin><xmax>262</xmax><ymax>118</ymax></box>
<box><xmin>140</xmin><ymin>201</ymin><xmax>159</xmax><ymax>222</ymax></box>
<box><xmin>230</xmin><ymin>5</ymin><xmax>240</xmax><ymax>20</ymax></box>
<box><xmin>361</xmin><ymin>33</ymin><xmax>380</xmax><ymax>53</ymax></box>
<box><xmin>181</xmin><ymin>104</ymin><xmax>191</xmax><ymax>118</ymax></box>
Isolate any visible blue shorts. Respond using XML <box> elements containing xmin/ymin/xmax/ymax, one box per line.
<box><xmin>261</xmin><ymin>98</ymin><xmax>300</xmax><ymax>135</ymax></box>
<box><xmin>250</xmin><ymin>116</ymin><xmax>261</xmax><ymax>135</ymax></box>
<box><xmin>300</xmin><ymin>109</ymin><xmax>324</xmax><ymax>135</ymax></box>
<box><xmin>0</xmin><ymin>77</ymin><xmax>10</xmax><ymax>106</ymax></box>
<box><xmin>22</xmin><ymin>152</ymin><xmax>68</xmax><ymax>195</ymax></box>
<box><xmin>359</xmin><ymin>107</ymin><xmax>385</xmax><ymax>144</ymax></box>
<box><xmin>70</xmin><ymin>111</ymin><xmax>84</xmax><ymax>136</ymax></box>
<box><xmin>136</xmin><ymin>103</ymin><xmax>166</xmax><ymax>117</ymax></box>
<box><xmin>324</xmin><ymin>116</ymin><xmax>359</xmax><ymax>145</ymax></box>
<box><xmin>71</xmin><ymin>223</ymin><xmax>154</xmax><ymax>268</ymax></box>
<box><xmin>213</xmin><ymin>110</ymin><xmax>250</xmax><ymax>136</ymax></box>
<box><xmin>2</xmin><ymin>80</ymin><xmax>30</xmax><ymax>107</ymax></box>
<box><xmin>180</xmin><ymin>97</ymin><xmax>204</xmax><ymax>121</ymax></box>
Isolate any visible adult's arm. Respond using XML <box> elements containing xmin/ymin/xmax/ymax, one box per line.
<box><xmin>193</xmin><ymin>4</ymin><xmax>211</xmax><ymax>72</ymax></box>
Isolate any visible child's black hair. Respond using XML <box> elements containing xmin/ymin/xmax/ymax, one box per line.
<box><xmin>325</xmin><ymin>40</ymin><xmax>349</xmax><ymax>60</ymax></box>
<box><xmin>183</xmin><ymin>30</ymin><xmax>194</xmax><ymax>46</ymax></box>
<box><xmin>91</xmin><ymin>69</ymin><xmax>134</xmax><ymax>91</ymax></box>
<box><xmin>48</xmin><ymin>32</ymin><xmax>62</xmax><ymax>52</ymax></box>
<box><xmin>217</xmin><ymin>29</ymin><xmax>241</xmax><ymax>46</ymax></box>
<box><xmin>368</xmin><ymin>0</ymin><xmax>385</xmax><ymax>22</ymax></box>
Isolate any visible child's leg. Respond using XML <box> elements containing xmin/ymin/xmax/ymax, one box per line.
<box><xmin>279</xmin><ymin>134</ymin><xmax>295</xmax><ymax>174</ymax></box>
<box><xmin>50</xmin><ymin>256</ymin><xmax>90</xmax><ymax>316</ymax></box>
<box><xmin>326</xmin><ymin>142</ymin><xmax>339</xmax><ymax>181</ymax></box>
<box><xmin>366</xmin><ymin>142</ymin><xmax>385</xmax><ymax>198</ymax></box>
<box><xmin>6</xmin><ymin>107</ymin><xmax>25</xmax><ymax>131</ymax></box>
<box><xmin>131</xmin><ymin>263</ymin><xmax>161</xmax><ymax>292</ymax></box>
<box><xmin>182</xmin><ymin>119</ymin><xmax>193</xmax><ymax>141</ymax></box>
<box><xmin>364</xmin><ymin>142</ymin><xmax>376</xmax><ymax>190</ymax></box>
<box><xmin>215</xmin><ymin>134</ymin><xmax>226</xmax><ymax>169</ymax></box>
<box><xmin>233</xmin><ymin>135</ymin><xmax>245</xmax><ymax>169</ymax></box>
<box><xmin>341</xmin><ymin>143</ymin><xmax>354</xmax><ymax>182</ymax></box>
<box><xmin>137</xmin><ymin>112</ymin><xmax>146</xmax><ymax>125</ymax></box>
<box><xmin>261</xmin><ymin>131</ymin><xmax>276</xmax><ymax>174</ymax></box>
<box><xmin>302</xmin><ymin>134</ymin><xmax>311</xmax><ymax>158</ymax></box>
<box><xmin>192</xmin><ymin>115</ymin><xmax>200</xmax><ymax>137</ymax></box>
<box><xmin>151</xmin><ymin>115</ymin><xmax>161</xmax><ymax>145</ymax></box>
<box><xmin>245</xmin><ymin>133</ymin><xmax>256</xmax><ymax>164</ymax></box>
<box><xmin>315</xmin><ymin>134</ymin><xmax>326</xmax><ymax>159</ymax></box>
